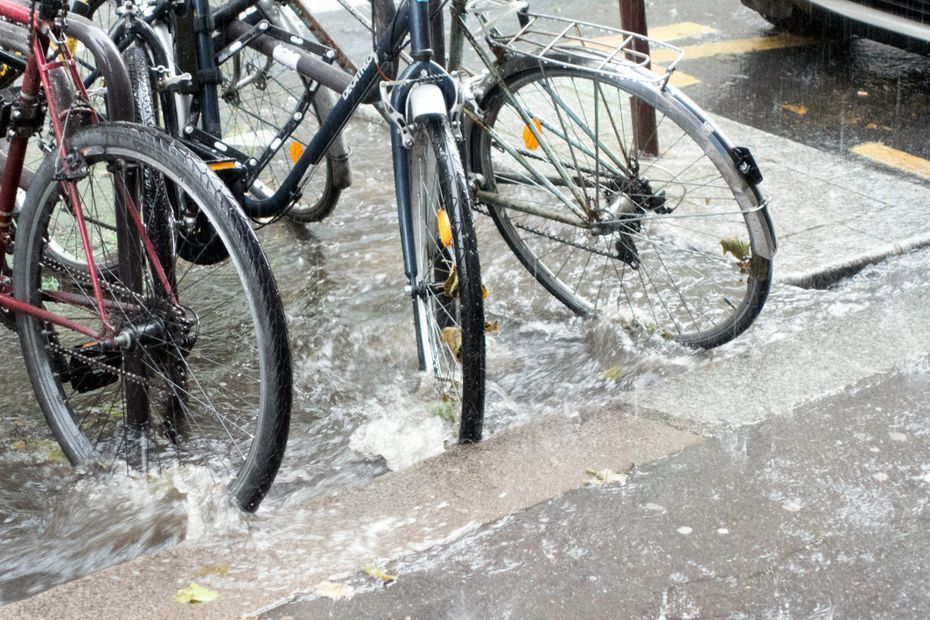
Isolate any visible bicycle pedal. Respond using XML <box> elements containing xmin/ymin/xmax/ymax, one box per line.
<box><xmin>69</xmin><ymin>343</ymin><xmax>121</xmax><ymax>393</ymax></box>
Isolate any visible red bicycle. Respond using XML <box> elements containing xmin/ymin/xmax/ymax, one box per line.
<box><xmin>0</xmin><ymin>0</ymin><xmax>291</xmax><ymax>511</ymax></box>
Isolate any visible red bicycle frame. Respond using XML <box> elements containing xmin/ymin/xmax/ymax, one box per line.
<box><xmin>0</xmin><ymin>0</ymin><xmax>175</xmax><ymax>342</ymax></box>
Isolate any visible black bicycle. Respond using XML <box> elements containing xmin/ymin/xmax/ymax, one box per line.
<box><xmin>71</xmin><ymin>0</ymin><xmax>488</xmax><ymax>441</ymax></box>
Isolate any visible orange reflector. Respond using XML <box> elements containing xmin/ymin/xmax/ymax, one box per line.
<box><xmin>437</xmin><ymin>209</ymin><xmax>453</xmax><ymax>248</ymax></box>
<box><xmin>289</xmin><ymin>142</ymin><xmax>305</xmax><ymax>164</ymax></box>
<box><xmin>208</xmin><ymin>160</ymin><xmax>238</xmax><ymax>171</ymax></box>
<box><xmin>522</xmin><ymin>118</ymin><xmax>543</xmax><ymax>151</ymax></box>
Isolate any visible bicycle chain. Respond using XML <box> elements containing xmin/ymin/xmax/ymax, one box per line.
<box><xmin>45</xmin><ymin>339</ymin><xmax>150</xmax><ymax>386</ymax></box>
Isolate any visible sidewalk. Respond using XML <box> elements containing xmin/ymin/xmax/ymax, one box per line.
<box><xmin>269</xmin><ymin>366</ymin><xmax>930</xmax><ymax>618</ymax></box>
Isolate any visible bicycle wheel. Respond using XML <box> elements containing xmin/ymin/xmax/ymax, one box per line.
<box><xmin>211</xmin><ymin>0</ymin><xmax>346</xmax><ymax>222</ymax></box>
<box><xmin>124</xmin><ymin>44</ymin><xmax>231</xmax><ymax>265</ymax></box>
<box><xmin>470</xmin><ymin>62</ymin><xmax>773</xmax><ymax>348</ymax></box>
<box><xmin>409</xmin><ymin>115</ymin><xmax>486</xmax><ymax>442</ymax></box>
<box><xmin>14</xmin><ymin>122</ymin><xmax>292</xmax><ymax>512</ymax></box>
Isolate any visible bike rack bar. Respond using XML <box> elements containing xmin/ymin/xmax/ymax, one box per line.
<box><xmin>618</xmin><ymin>0</ymin><xmax>658</xmax><ymax>157</ymax></box>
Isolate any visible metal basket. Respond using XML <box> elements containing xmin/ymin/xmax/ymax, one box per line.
<box><xmin>478</xmin><ymin>10</ymin><xmax>686</xmax><ymax>85</ymax></box>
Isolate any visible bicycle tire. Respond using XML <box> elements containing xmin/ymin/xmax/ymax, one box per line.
<box><xmin>124</xmin><ymin>44</ymin><xmax>231</xmax><ymax>265</ymax></box>
<box><xmin>470</xmin><ymin>61</ymin><xmax>773</xmax><ymax>349</ymax></box>
<box><xmin>14</xmin><ymin>122</ymin><xmax>292</xmax><ymax>512</ymax></box>
<box><xmin>410</xmin><ymin>115</ymin><xmax>486</xmax><ymax>442</ymax></box>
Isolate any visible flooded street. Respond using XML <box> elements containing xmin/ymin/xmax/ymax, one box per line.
<box><xmin>1</xmin><ymin>112</ymin><xmax>929</xmax><ymax>604</ymax></box>
<box><xmin>3</xmin><ymin>0</ymin><xmax>930</xmax><ymax>610</ymax></box>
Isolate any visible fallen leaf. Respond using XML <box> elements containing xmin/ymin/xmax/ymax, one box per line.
<box><xmin>720</xmin><ymin>236</ymin><xmax>750</xmax><ymax>261</ymax></box>
<box><xmin>12</xmin><ymin>440</ymin><xmax>26</xmax><ymax>451</ymax></box>
<box><xmin>175</xmin><ymin>582</ymin><xmax>219</xmax><ymax>604</ymax></box>
<box><xmin>193</xmin><ymin>564</ymin><xmax>229</xmax><ymax>578</ymax></box>
<box><xmin>782</xmin><ymin>103</ymin><xmax>808</xmax><ymax>116</ymax></box>
<box><xmin>443</xmin><ymin>264</ymin><xmax>459</xmax><ymax>299</ymax></box>
<box><xmin>362</xmin><ymin>563</ymin><xmax>396</xmax><ymax>584</ymax></box>
<box><xmin>314</xmin><ymin>580</ymin><xmax>354</xmax><ymax>600</ymax></box>
<box><xmin>440</xmin><ymin>326</ymin><xmax>462</xmax><ymax>361</ymax></box>
<box><xmin>430</xmin><ymin>399</ymin><xmax>457</xmax><ymax>422</ymax></box>
<box><xmin>598</xmin><ymin>364</ymin><xmax>623</xmax><ymax>381</ymax></box>
<box><xmin>484</xmin><ymin>320</ymin><xmax>500</xmax><ymax>334</ymax></box>
<box><xmin>585</xmin><ymin>467</ymin><xmax>629</xmax><ymax>486</ymax></box>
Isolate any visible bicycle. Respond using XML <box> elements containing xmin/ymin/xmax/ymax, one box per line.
<box><xmin>266</xmin><ymin>0</ymin><xmax>780</xmax><ymax>348</ymax></box>
<box><xmin>0</xmin><ymin>0</ymin><xmax>292</xmax><ymax>512</ymax></box>
<box><xmin>72</xmin><ymin>0</ymin><xmax>488</xmax><ymax>441</ymax></box>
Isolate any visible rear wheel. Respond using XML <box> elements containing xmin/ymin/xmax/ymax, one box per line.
<box><xmin>410</xmin><ymin>116</ymin><xmax>486</xmax><ymax>442</ymax></box>
<box><xmin>15</xmin><ymin>123</ymin><xmax>292</xmax><ymax>512</ymax></box>
<box><xmin>471</xmin><ymin>63</ymin><xmax>773</xmax><ymax>348</ymax></box>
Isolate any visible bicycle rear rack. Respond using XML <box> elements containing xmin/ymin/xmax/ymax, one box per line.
<box><xmin>473</xmin><ymin>9</ymin><xmax>686</xmax><ymax>85</ymax></box>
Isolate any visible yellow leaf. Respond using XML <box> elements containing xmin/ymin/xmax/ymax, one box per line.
<box><xmin>598</xmin><ymin>364</ymin><xmax>623</xmax><ymax>381</ymax></box>
<box><xmin>175</xmin><ymin>582</ymin><xmax>219</xmax><ymax>604</ymax></box>
<box><xmin>362</xmin><ymin>563</ymin><xmax>396</xmax><ymax>584</ymax></box>
<box><xmin>193</xmin><ymin>564</ymin><xmax>229</xmax><ymax>578</ymax></box>
<box><xmin>12</xmin><ymin>440</ymin><xmax>26</xmax><ymax>451</ymax></box>
<box><xmin>522</xmin><ymin>117</ymin><xmax>543</xmax><ymax>151</ymax></box>
<box><xmin>484</xmin><ymin>320</ymin><xmax>500</xmax><ymax>334</ymax></box>
<box><xmin>441</xmin><ymin>326</ymin><xmax>463</xmax><ymax>361</ymax></box>
<box><xmin>720</xmin><ymin>236</ymin><xmax>750</xmax><ymax>261</ymax></box>
<box><xmin>782</xmin><ymin>103</ymin><xmax>808</xmax><ymax>116</ymax></box>
<box><xmin>443</xmin><ymin>264</ymin><xmax>459</xmax><ymax>299</ymax></box>
<box><xmin>481</xmin><ymin>285</ymin><xmax>489</xmax><ymax>300</ymax></box>
<box><xmin>585</xmin><ymin>467</ymin><xmax>629</xmax><ymax>486</ymax></box>
<box><xmin>314</xmin><ymin>580</ymin><xmax>354</xmax><ymax>600</ymax></box>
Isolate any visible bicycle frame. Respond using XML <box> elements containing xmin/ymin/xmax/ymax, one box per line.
<box><xmin>0</xmin><ymin>0</ymin><xmax>167</xmax><ymax>341</ymax></box>
<box><xmin>95</xmin><ymin>0</ymin><xmax>460</xmax><ymax>289</ymax></box>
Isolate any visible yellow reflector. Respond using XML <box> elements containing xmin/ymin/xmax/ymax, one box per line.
<box><xmin>437</xmin><ymin>208</ymin><xmax>453</xmax><ymax>248</ymax></box>
<box><xmin>522</xmin><ymin>118</ymin><xmax>543</xmax><ymax>151</ymax></box>
<box><xmin>208</xmin><ymin>160</ymin><xmax>238</xmax><ymax>171</ymax></box>
<box><xmin>65</xmin><ymin>37</ymin><xmax>79</xmax><ymax>56</ymax></box>
<box><xmin>289</xmin><ymin>142</ymin><xmax>304</xmax><ymax>164</ymax></box>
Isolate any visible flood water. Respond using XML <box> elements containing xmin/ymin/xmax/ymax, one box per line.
<box><xmin>0</xmin><ymin>115</ymin><xmax>925</xmax><ymax>604</ymax></box>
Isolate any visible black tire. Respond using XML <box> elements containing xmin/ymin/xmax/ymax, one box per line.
<box><xmin>470</xmin><ymin>62</ymin><xmax>773</xmax><ymax>349</ymax></box>
<box><xmin>124</xmin><ymin>44</ymin><xmax>231</xmax><ymax>265</ymax></box>
<box><xmin>14</xmin><ymin>122</ymin><xmax>292</xmax><ymax>512</ymax></box>
<box><xmin>410</xmin><ymin>115</ymin><xmax>485</xmax><ymax>442</ymax></box>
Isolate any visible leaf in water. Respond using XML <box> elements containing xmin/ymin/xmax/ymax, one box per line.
<box><xmin>175</xmin><ymin>582</ymin><xmax>219</xmax><ymax>604</ymax></box>
<box><xmin>481</xmin><ymin>285</ymin><xmax>489</xmax><ymax>300</ymax></box>
<box><xmin>362</xmin><ymin>563</ymin><xmax>396</xmax><ymax>584</ymax></box>
<box><xmin>598</xmin><ymin>364</ymin><xmax>623</xmax><ymax>381</ymax></box>
<box><xmin>314</xmin><ymin>580</ymin><xmax>354</xmax><ymax>600</ymax></box>
<box><xmin>12</xmin><ymin>440</ymin><xmax>27</xmax><ymax>451</ymax></box>
<box><xmin>720</xmin><ymin>236</ymin><xmax>750</xmax><ymax>261</ymax></box>
<box><xmin>585</xmin><ymin>467</ymin><xmax>629</xmax><ymax>486</ymax></box>
<box><xmin>193</xmin><ymin>563</ymin><xmax>230</xmax><ymax>578</ymax></box>
<box><xmin>441</xmin><ymin>326</ymin><xmax>463</xmax><ymax>361</ymax></box>
<box><xmin>782</xmin><ymin>103</ymin><xmax>808</xmax><ymax>116</ymax></box>
<box><xmin>484</xmin><ymin>320</ymin><xmax>500</xmax><ymax>334</ymax></box>
<box><xmin>443</xmin><ymin>264</ymin><xmax>459</xmax><ymax>299</ymax></box>
<box><xmin>430</xmin><ymin>398</ymin><xmax>457</xmax><ymax>422</ymax></box>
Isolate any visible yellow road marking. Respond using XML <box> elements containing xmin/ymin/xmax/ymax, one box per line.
<box><xmin>651</xmin><ymin>33</ymin><xmax>812</xmax><ymax>63</ymax></box>
<box><xmin>850</xmin><ymin>142</ymin><xmax>930</xmax><ymax>181</ymax></box>
<box><xmin>648</xmin><ymin>21</ymin><xmax>717</xmax><ymax>41</ymax></box>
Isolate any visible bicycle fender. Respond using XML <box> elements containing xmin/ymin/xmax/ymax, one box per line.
<box><xmin>407</xmin><ymin>83</ymin><xmax>447</xmax><ymax>120</ymax></box>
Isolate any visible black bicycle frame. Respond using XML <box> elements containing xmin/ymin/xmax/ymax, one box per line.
<box><xmin>75</xmin><ymin>0</ymin><xmax>458</xmax><ymax>288</ymax></box>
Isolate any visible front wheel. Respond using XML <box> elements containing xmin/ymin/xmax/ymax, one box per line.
<box><xmin>410</xmin><ymin>115</ymin><xmax>486</xmax><ymax>442</ymax></box>
<box><xmin>470</xmin><ymin>62</ymin><xmax>773</xmax><ymax>348</ymax></box>
<box><xmin>14</xmin><ymin>123</ymin><xmax>292</xmax><ymax>512</ymax></box>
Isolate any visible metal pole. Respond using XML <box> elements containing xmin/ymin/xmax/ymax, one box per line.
<box><xmin>619</xmin><ymin>0</ymin><xmax>658</xmax><ymax>157</ymax></box>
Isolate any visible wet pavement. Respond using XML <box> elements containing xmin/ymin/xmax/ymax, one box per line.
<box><xmin>269</xmin><ymin>364</ymin><xmax>930</xmax><ymax>619</ymax></box>
<box><xmin>3</xmin><ymin>0</ymin><xmax>930</xmax><ymax>615</ymax></box>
